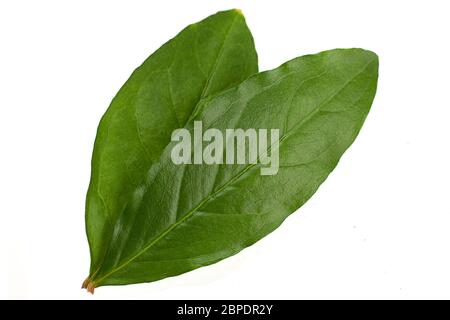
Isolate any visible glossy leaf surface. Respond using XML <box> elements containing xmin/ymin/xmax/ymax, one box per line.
<box><xmin>86</xmin><ymin>48</ymin><xmax>378</xmax><ymax>289</ymax></box>
<box><xmin>85</xmin><ymin>9</ymin><xmax>258</xmax><ymax>280</ymax></box>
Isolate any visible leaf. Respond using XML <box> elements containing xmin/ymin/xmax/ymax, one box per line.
<box><xmin>85</xmin><ymin>48</ymin><xmax>378</xmax><ymax>290</ymax></box>
<box><xmin>84</xmin><ymin>9</ymin><xmax>258</xmax><ymax>285</ymax></box>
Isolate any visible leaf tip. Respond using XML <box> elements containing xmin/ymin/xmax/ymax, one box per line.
<box><xmin>234</xmin><ymin>8</ymin><xmax>244</xmax><ymax>16</ymax></box>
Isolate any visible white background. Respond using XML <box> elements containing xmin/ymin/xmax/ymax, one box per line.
<box><xmin>1</xmin><ymin>0</ymin><xmax>449</xmax><ymax>300</ymax></box>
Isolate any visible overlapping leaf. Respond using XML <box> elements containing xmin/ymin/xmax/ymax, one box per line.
<box><xmin>85</xmin><ymin>45</ymin><xmax>378</xmax><ymax>290</ymax></box>
<box><xmin>84</xmin><ymin>9</ymin><xmax>258</xmax><ymax>287</ymax></box>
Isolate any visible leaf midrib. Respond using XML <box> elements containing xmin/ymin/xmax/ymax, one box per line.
<box><xmin>187</xmin><ymin>13</ymin><xmax>240</xmax><ymax>124</ymax></box>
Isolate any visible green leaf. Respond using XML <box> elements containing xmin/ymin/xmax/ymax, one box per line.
<box><xmin>84</xmin><ymin>9</ymin><xmax>258</xmax><ymax>284</ymax></box>
<box><xmin>86</xmin><ymin>48</ymin><xmax>378</xmax><ymax>290</ymax></box>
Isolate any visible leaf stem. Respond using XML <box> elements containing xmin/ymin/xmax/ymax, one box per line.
<box><xmin>81</xmin><ymin>278</ymin><xmax>96</xmax><ymax>294</ymax></box>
